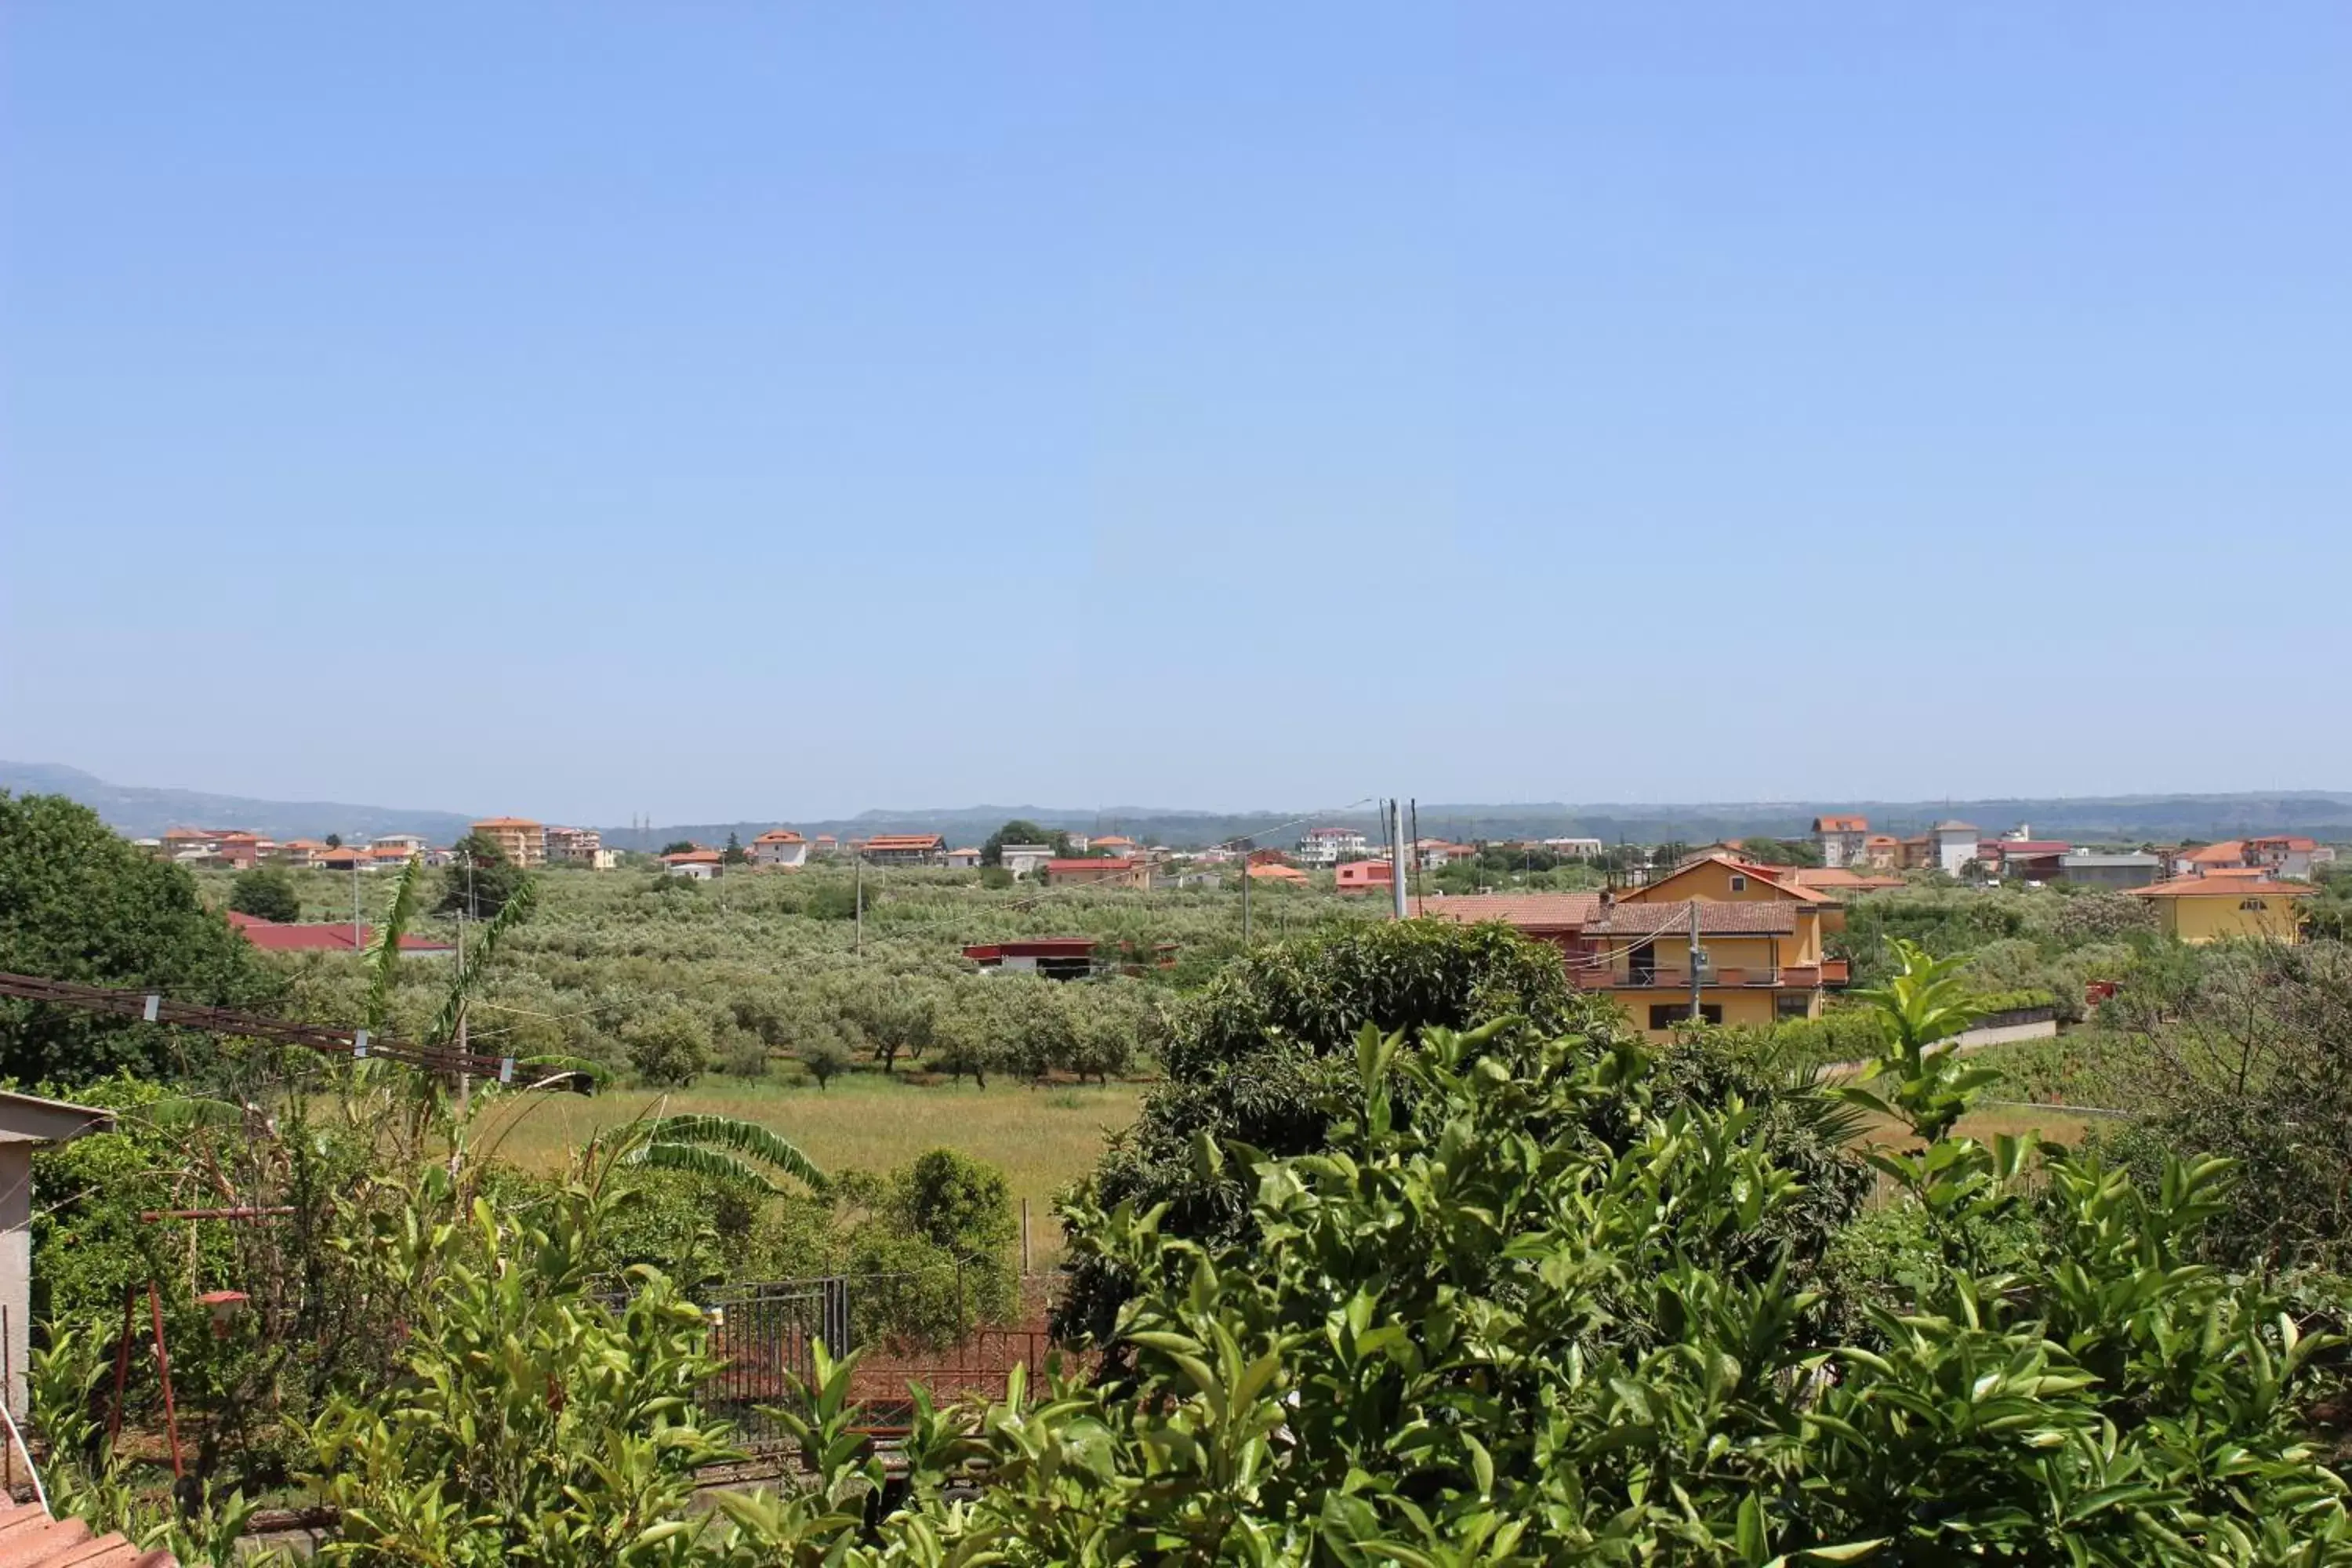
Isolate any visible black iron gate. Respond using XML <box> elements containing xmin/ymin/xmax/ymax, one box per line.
<box><xmin>698</xmin><ymin>1277</ymin><xmax>851</xmax><ymax>1449</ymax></box>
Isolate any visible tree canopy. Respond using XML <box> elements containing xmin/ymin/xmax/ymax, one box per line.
<box><xmin>228</xmin><ymin>866</ymin><xmax>302</xmax><ymax>924</ymax></box>
<box><xmin>1054</xmin><ymin>917</ymin><xmax>1868</xmax><ymax>1342</ymax></box>
<box><xmin>437</xmin><ymin>830</ymin><xmax>529</xmax><ymax>918</ymax></box>
<box><xmin>0</xmin><ymin>792</ymin><xmax>277</xmax><ymax>1083</ymax></box>
<box><xmin>980</xmin><ymin>819</ymin><xmax>1071</xmax><ymax>866</ymax></box>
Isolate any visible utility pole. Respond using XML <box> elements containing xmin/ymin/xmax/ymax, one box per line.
<box><xmin>1390</xmin><ymin>799</ymin><xmax>1409</xmax><ymax>921</ymax></box>
<box><xmin>1240</xmin><ymin>838</ymin><xmax>1252</xmax><ymax>947</ymax></box>
<box><xmin>854</xmin><ymin>848</ymin><xmax>864</xmax><ymax>954</ymax></box>
<box><xmin>456</xmin><ymin>913</ymin><xmax>470</xmax><ymax>1115</ymax></box>
<box><xmin>1408</xmin><ymin>799</ymin><xmax>1422</xmax><ymax>908</ymax></box>
<box><xmin>1688</xmin><ymin>898</ymin><xmax>1704</xmax><ymax>1023</ymax></box>
<box><xmin>351</xmin><ymin>840</ymin><xmax>362</xmax><ymax>950</ymax></box>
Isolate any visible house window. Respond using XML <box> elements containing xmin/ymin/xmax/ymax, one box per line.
<box><xmin>2240</xmin><ymin>898</ymin><xmax>2268</xmax><ymax>912</ymax></box>
<box><xmin>1729</xmin><ymin>875</ymin><xmax>1748</xmax><ymax>892</ymax></box>
<box><xmin>1775</xmin><ymin>992</ymin><xmax>1813</xmax><ymax>1019</ymax></box>
<box><xmin>1650</xmin><ymin>1004</ymin><xmax>1722</xmax><ymax>1029</ymax></box>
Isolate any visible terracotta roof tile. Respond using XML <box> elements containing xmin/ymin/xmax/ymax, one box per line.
<box><xmin>1587</xmin><ymin>899</ymin><xmax>1799</xmax><ymax>935</ymax></box>
<box><xmin>1409</xmin><ymin>892</ymin><xmax>1604</xmax><ymax>930</ymax></box>
<box><xmin>0</xmin><ymin>1501</ymin><xmax>173</xmax><ymax>1567</ymax></box>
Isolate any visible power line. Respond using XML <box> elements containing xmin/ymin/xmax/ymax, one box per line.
<box><xmin>0</xmin><ymin>971</ymin><xmax>513</xmax><ymax>1077</ymax></box>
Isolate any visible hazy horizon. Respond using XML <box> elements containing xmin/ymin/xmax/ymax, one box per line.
<box><xmin>6</xmin><ymin>6</ymin><xmax>2348</xmax><ymax>822</ymax></box>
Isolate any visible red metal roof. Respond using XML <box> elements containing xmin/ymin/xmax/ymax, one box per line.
<box><xmin>226</xmin><ymin>911</ymin><xmax>455</xmax><ymax>953</ymax></box>
<box><xmin>964</xmin><ymin>938</ymin><xmax>1098</xmax><ymax>961</ymax></box>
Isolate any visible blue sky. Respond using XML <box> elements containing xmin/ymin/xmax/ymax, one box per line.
<box><xmin>4</xmin><ymin>5</ymin><xmax>2347</xmax><ymax>824</ymax></box>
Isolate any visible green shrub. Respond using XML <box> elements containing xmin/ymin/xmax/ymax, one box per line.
<box><xmin>624</xmin><ymin>1007</ymin><xmax>713</xmax><ymax>1085</ymax></box>
<box><xmin>228</xmin><ymin>866</ymin><xmax>302</xmax><ymax>923</ymax></box>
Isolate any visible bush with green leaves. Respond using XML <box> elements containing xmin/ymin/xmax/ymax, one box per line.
<box><xmin>1056</xmin><ymin>916</ymin><xmax>1870</xmax><ymax>1345</ymax></box>
<box><xmin>316</xmin><ymin>938</ymin><xmax>2352</xmax><ymax>1563</ymax></box>
<box><xmin>2083</xmin><ymin>937</ymin><xmax>2352</xmax><ymax>1275</ymax></box>
<box><xmin>305</xmin><ymin>1175</ymin><xmax>736</xmax><ymax>1566</ymax></box>
<box><xmin>625</xmin><ymin>1006</ymin><xmax>713</xmax><ymax>1085</ymax></box>
<box><xmin>227</xmin><ymin>865</ymin><xmax>303</xmax><ymax>923</ymax></box>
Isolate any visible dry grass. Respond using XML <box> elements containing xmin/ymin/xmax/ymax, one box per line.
<box><xmin>475</xmin><ymin>1073</ymin><xmax>1148</xmax><ymax>1264</ymax></box>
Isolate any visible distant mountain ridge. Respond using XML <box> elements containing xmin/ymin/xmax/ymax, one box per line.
<box><xmin>14</xmin><ymin>761</ymin><xmax>2350</xmax><ymax>851</ymax></box>
<box><xmin>0</xmin><ymin>762</ymin><xmax>479</xmax><ymax>843</ymax></box>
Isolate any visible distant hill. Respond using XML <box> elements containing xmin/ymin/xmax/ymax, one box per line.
<box><xmin>602</xmin><ymin>794</ymin><xmax>2352</xmax><ymax>853</ymax></box>
<box><xmin>13</xmin><ymin>761</ymin><xmax>2352</xmax><ymax>851</ymax></box>
<box><xmin>0</xmin><ymin>761</ymin><xmax>479</xmax><ymax>843</ymax></box>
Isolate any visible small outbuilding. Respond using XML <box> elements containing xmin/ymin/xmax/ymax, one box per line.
<box><xmin>0</xmin><ymin>1090</ymin><xmax>114</xmax><ymax>1418</ymax></box>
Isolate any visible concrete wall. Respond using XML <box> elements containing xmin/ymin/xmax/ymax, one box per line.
<box><xmin>1</xmin><ymin>1145</ymin><xmax>27</xmax><ymax>1419</ymax></box>
<box><xmin>1951</xmin><ymin>1016</ymin><xmax>2059</xmax><ymax>1050</ymax></box>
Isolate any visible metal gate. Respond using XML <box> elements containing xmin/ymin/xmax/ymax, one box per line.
<box><xmin>699</xmin><ymin>1277</ymin><xmax>851</xmax><ymax>1449</ymax></box>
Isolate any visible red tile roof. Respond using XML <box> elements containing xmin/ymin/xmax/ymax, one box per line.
<box><xmin>2129</xmin><ymin>877</ymin><xmax>2315</xmax><ymax>899</ymax></box>
<box><xmin>662</xmin><ymin>849</ymin><xmax>723</xmax><ymax>864</ymax></box>
<box><xmin>1048</xmin><ymin>857</ymin><xmax>1141</xmax><ymax>873</ymax></box>
<box><xmin>1410</xmin><ymin>892</ymin><xmax>1605</xmax><ymax>931</ymax></box>
<box><xmin>862</xmin><ymin>834</ymin><xmax>944</xmax><ymax>851</ymax></box>
<box><xmin>471</xmin><ymin>816</ymin><xmax>542</xmax><ymax>829</ymax></box>
<box><xmin>225</xmin><ymin>912</ymin><xmax>454</xmax><ymax>953</ymax></box>
<box><xmin>1789</xmin><ymin>867</ymin><xmax>1907</xmax><ymax>891</ymax></box>
<box><xmin>1248</xmin><ymin>863</ymin><xmax>1308</xmax><ymax>881</ymax></box>
<box><xmin>0</xmin><ymin>1498</ymin><xmax>173</xmax><ymax>1566</ymax></box>
<box><xmin>753</xmin><ymin>829</ymin><xmax>804</xmax><ymax>843</ymax></box>
<box><xmin>1587</xmin><ymin>899</ymin><xmax>1800</xmax><ymax>935</ymax></box>
<box><xmin>1812</xmin><ymin>815</ymin><xmax>1868</xmax><ymax>833</ymax></box>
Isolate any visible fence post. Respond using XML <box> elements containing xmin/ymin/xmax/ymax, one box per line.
<box><xmin>1020</xmin><ymin>1199</ymin><xmax>1031</xmax><ymax>1276</ymax></box>
<box><xmin>821</xmin><ymin>1276</ymin><xmax>851</xmax><ymax>1363</ymax></box>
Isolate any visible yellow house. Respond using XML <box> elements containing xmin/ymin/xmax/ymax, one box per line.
<box><xmin>470</xmin><ymin>816</ymin><xmax>546</xmax><ymax>867</ymax></box>
<box><xmin>1586</xmin><ymin>855</ymin><xmax>1849</xmax><ymax>1039</ymax></box>
<box><xmin>2127</xmin><ymin>875</ymin><xmax>2313</xmax><ymax>944</ymax></box>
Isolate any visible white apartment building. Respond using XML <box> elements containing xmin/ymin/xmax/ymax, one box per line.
<box><xmin>1295</xmin><ymin>826</ymin><xmax>1368</xmax><ymax>868</ymax></box>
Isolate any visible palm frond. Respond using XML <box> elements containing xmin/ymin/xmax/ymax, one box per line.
<box><xmin>423</xmin><ymin>876</ymin><xmax>539</xmax><ymax>1049</ymax></box>
<box><xmin>625</xmin><ymin>1141</ymin><xmax>782</xmax><ymax>1192</ymax></box>
<box><xmin>642</xmin><ymin>1113</ymin><xmax>826</xmax><ymax>1191</ymax></box>
<box><xmin>361</xmin><ymin>854</ymin><xmax>426</xmax><ymax>1032</ymax></box>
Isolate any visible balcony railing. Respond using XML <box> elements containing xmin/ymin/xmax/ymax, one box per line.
<box><xmin>1573</xmin><ymin>964</ymin><xmax>1846</xmax><ymax>991</ymax></box>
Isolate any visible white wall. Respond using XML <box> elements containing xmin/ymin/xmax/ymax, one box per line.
<box><xmin>1</xmin><ymin>1145</ymin><xmax>28</xmax><ymax>1418</ymax></box>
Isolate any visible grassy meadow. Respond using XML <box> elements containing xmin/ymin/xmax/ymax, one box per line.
<box><xmin>478</xmin><ymin>1071</ymin><xmax>1146</xmax><ymax>1251</ymax></box>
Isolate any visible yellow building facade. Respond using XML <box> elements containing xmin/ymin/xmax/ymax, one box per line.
<box><xmin>1588</xmin><ymin>856</ymin><xmax>1849</xmax><ymax>1039</ymax></box>
<box><xmin>470</xmin><ymin>816</ymin><xmax>546</xmax><ymax>867</ymax></box>
<box><xmin>2128</xmin><ymin>877</ymin><xmax>2312</xmax><ymax>943</ymax></box>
